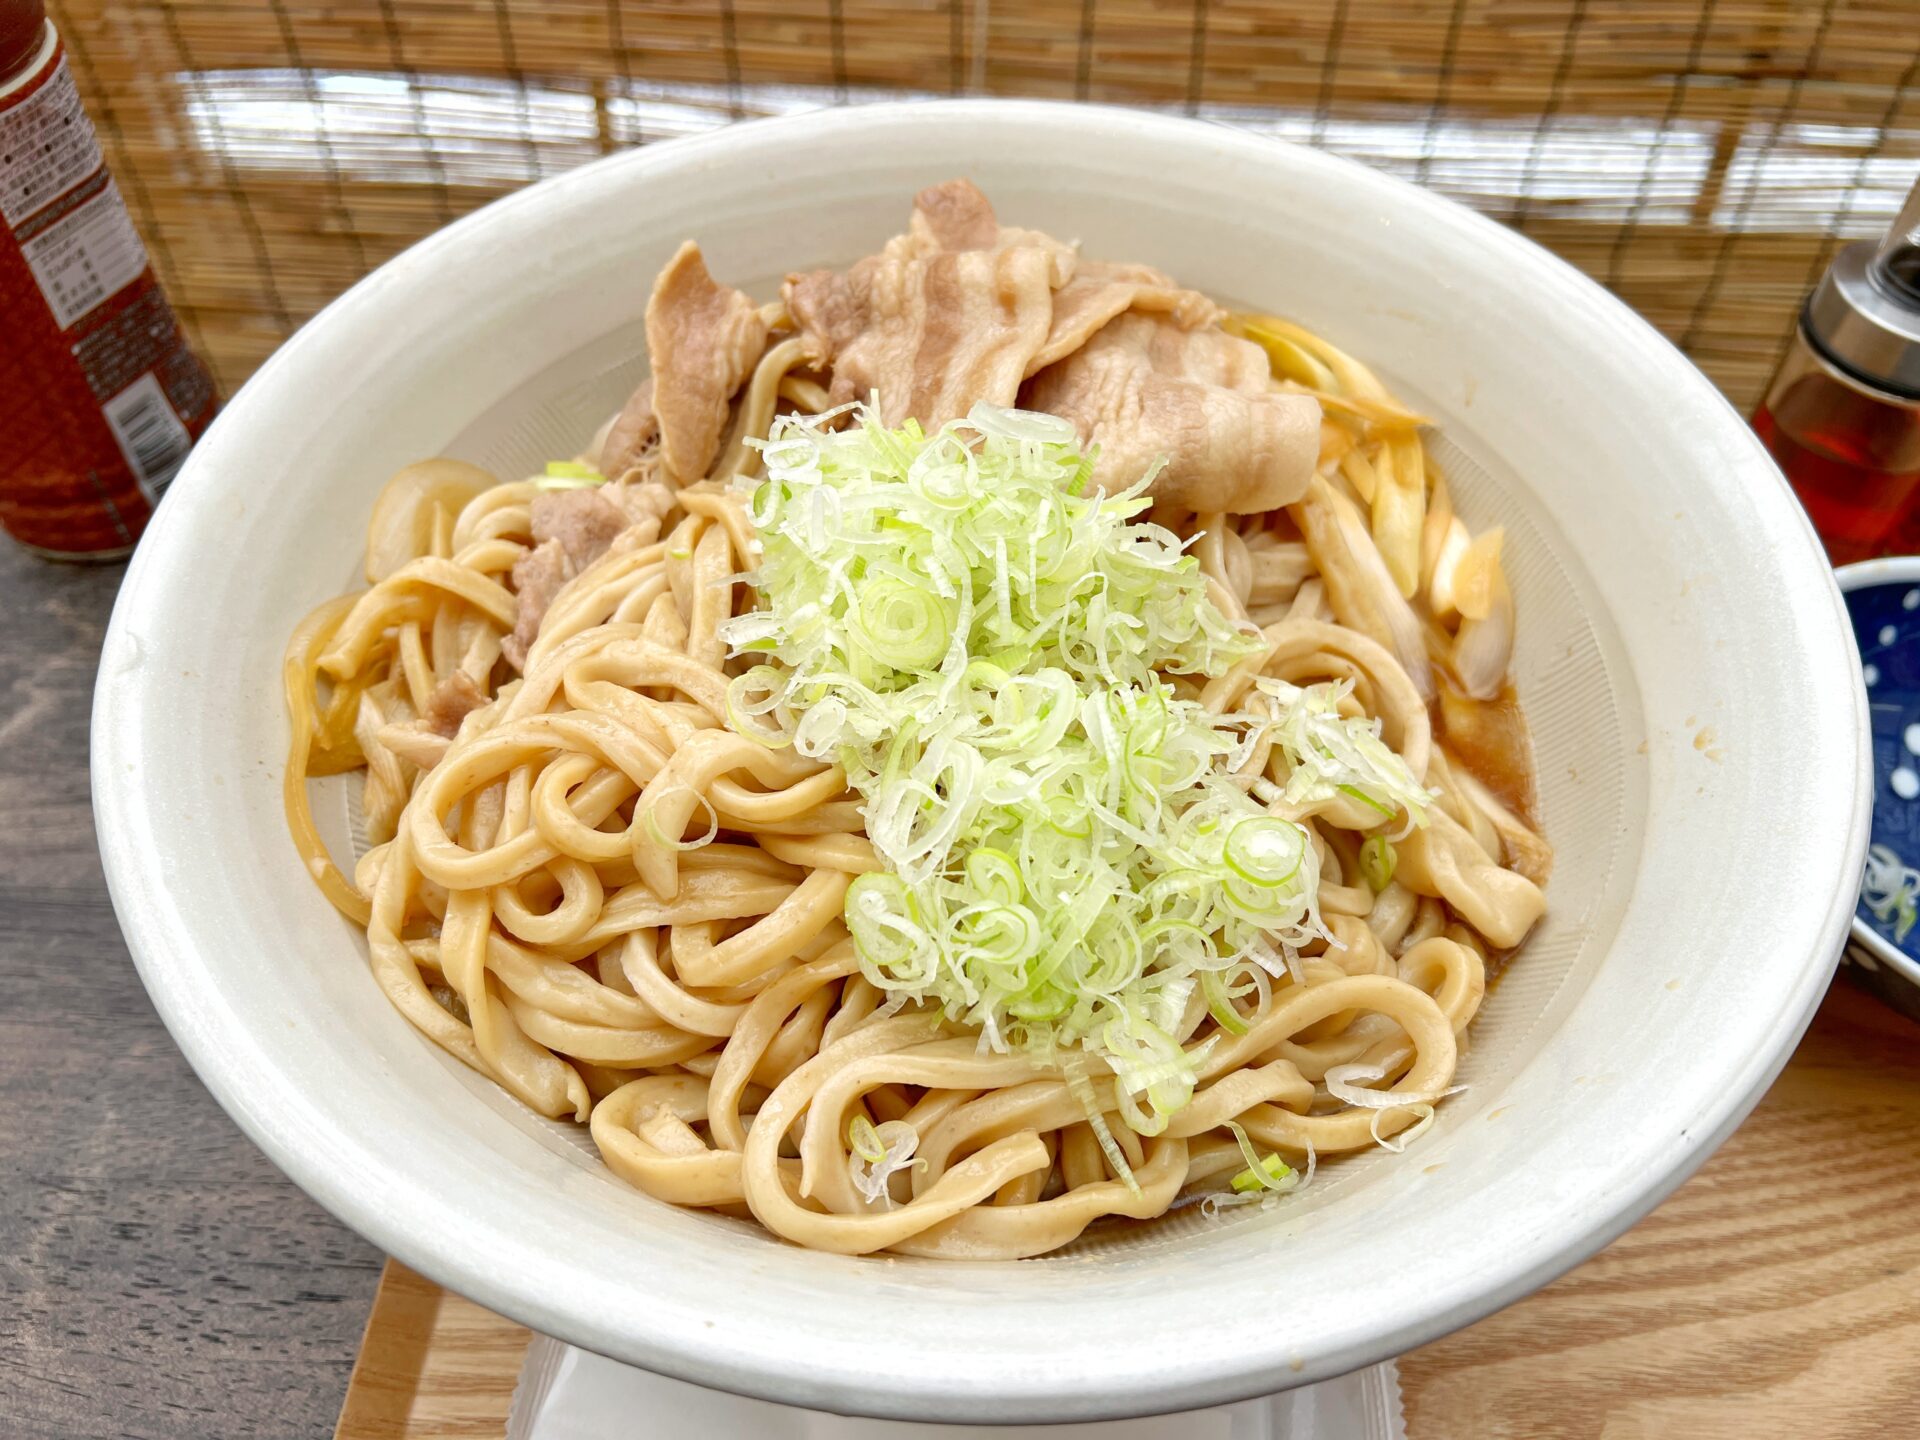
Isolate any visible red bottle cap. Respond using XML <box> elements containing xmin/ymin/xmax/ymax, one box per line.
<box><xmin>0</xmin><ymin>0</ymin><xmax>47</xmax><ymax>81</ymax></box>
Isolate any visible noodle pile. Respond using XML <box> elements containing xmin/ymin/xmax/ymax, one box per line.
<box><xmin>285</xmin><ymin>236</ymin><xmax>1550</xmax><ymax>1260</ymax></box>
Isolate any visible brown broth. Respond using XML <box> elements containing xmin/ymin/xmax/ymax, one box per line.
<box><xmin>1433</xmin><ymin>678</ymin><xmax>1539</xmax><ymax>832</ymax></box>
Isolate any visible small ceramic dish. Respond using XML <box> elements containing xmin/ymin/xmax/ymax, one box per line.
<box><xmin>1837</xmin><ymin>556</ymin><xmax>1920</xmax><ymax>1023</ymax></box>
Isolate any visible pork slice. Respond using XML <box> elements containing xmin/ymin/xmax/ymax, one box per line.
<box><xmin>782</xmin><ymin>179</ymin><xmax>1083</xmax><ymax>428</ymax></box>
<box><xmin>502</xmin><ymin>539</ymin><xmax>571</xmax><ymax>672</ymax></box>
<box><xmin>785</xmin><ymin>244</ymin><xmax>1059</xmax><ymax>428</ymax></box>
<box><xmin>646</xmin><ymin>242</ymin><xmax>769</xmax><ymax>483</ymax></box>
<box><xmin>1028</xmin><ymin>260</ymin><xmax>1221</xmax><ymax>374</ymax></box>
<box><xmin>531</xmin><ymin>487</ymin><xmax>630</xmax><ymax>571</ymax></box>
<box><xmin>612</xmin><ymin>479</ymin><xmax>677</xmax><ymax>548</ymax></box>
<box><xmin>421</xmin><ymin>670</ymin><xmax>487</xmax><ymax>739</ymax></box>
<box><xmin>784</xmin><ymin>264</ymin><xmax>870</xmax><ymax>360</ymax></box>
<box><xmin>597</xmin><ymin>377</ymin><xmax>658</xmax><ymax>479</ymax></box>
<box><xmin>901</xmin><ymin>179</ymin><xmax>1076</xmax><ymax>285</ymax></box>
<box><xmin>909</xmin><ymin>178</ymin><xmax>1001</xmax><ymax>251</ymax></box>
<box><xmin>503</xmin><ymin>484</ymin><xmax>666</xmax><ymax>670</ymax></box>
<box><xmin>1144</xmin><ymin>318</ymin><xmax>1276</xmax><ymax>392</ymax></box>
<box><xmin>898</xmin><ymin>183</ymin><xmax>1216</xmax><ymax>378</ymax></box>
<box><xmin>1020</xmin><ymin>313</ymin><xmax>1321</xmax><ymax>515</ymax></box>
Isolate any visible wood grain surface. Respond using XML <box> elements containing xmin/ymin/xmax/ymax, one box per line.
<box><xmin>1</xmin><ymin>542</ymin><xmax>383</xmax><ymax>1440</ymax></box>
<box><xmin>335</xmin><ymin>984</ymin><xmax>1920</xmax><ymax>1440</ymax></box>
<box><xmin>335</xmin><ymin>1265</ymin><xmax>530</xmax><ymax>1440</ymax></box>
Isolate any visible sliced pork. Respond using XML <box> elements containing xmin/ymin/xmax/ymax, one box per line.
<box><xmin>900</xmin><ymin>179</ymin><xmax>1076</xmax><ymax>283</ymax></box>
<box><xmin>907</xmin><ymin>177</ymin><xmax>1001</xmax><ymax>251</ymax></box>
<box><xmin>646</xmin><ymin>242</ymin><xmax>769</xmax><ymax>483</ymax></box>
<box><xmin>1020</xmin><ymin>312</ymin><xmax>1321</xmax><ymax>514</ymax></box>
<box><xmin>501</xmin><ymin>485</ymin><xmax>653</xmax><ymax>670</ymax></box>
<box><xmin>597</xmin><ymin>378</ymin><xmax>658</xmax><ymax>480</ymax></box>
<box><xmin>530</xmin><ymin>487</ymin><xmax>628</xmax><ymax>571</ymax></box>
<box><xmin>502</xmin><ymin>541</ymin><xmax>570</xmax><ymax>672</ymax></box>
<box><xmin>422</xmin><ymin>669</ymin><xmax>487</xmax><ymax>738</ymax></box>
<box><xmin>787</xmin><ymin>247</ymin><xmax>1060</xmax><ymax>428</ymax></box>
<box><xmin>784</xmin><ymin>181</ymin><xmax>1070</xmax><ymax>428</ymax></box>
<box><xmin>1029</xmin><ymin>259</ymin><xmax>1219</xmax><ymax>374</ymax></box>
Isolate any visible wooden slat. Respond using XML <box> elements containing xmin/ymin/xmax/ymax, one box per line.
<box><xmin>39</xmin><ymin>0</ymin><xmax>1920</xmax><ymax>406</ymax></box>
<box><xmin>335</xmin><ymin>981</ymin><xmax>1920</xmax><ymax>1439</ymax></box>
<box><xmin>334</xmin><ymin>1261</ymin><xmax>529</xmax><ymax>1440</ymax></box>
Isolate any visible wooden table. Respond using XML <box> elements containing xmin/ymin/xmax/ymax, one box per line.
<box><xmin>2</xmin><ymin>543</ymin><xmax>385</xmax><ymax>1440</ymax></box>
<box><xmin>9</xmin><ymin>535</ymin><xmax>1920</xmax><ymax>1439</ymax></box>
<box><xmin>334</xmin><ymin>984</ymin><xmax>1920</xmax><ymax>1440</ymax></box>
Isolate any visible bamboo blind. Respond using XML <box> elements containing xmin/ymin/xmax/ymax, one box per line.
<box><xmin>47</xmin><ymin>0</ymin><xmax>1920</xmax><ymax>406</ymax></box>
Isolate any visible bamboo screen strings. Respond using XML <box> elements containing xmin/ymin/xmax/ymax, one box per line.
<box><xmin>47</xmin><ymin>0</ymin><xmax>1920</xmax><ymax>405</ymax></box>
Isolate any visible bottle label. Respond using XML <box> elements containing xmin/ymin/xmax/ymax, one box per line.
<box><xmin>0</xmin><ymin>49</ymin><xmax>103</xmax><ymax>226</ymax></box>
<box><xmin>101</xmin><ymin>371</ymin><xmax>192</xmax><ymax>500</ymax></box>
<box><xmin>0</xmin><ymin>41</ymin><xmax>217</xmax><ymax>556</ymax></box>
<box><xmin>19</xmin><ymin>176</ymin><xmax>149</xmax><ymax>327</ymax></box>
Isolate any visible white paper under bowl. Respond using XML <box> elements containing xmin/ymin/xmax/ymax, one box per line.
<box><xmin>92</xmin><ymin>101</ymin><xmax>1868</xmax><ymax>1423</ymax></box>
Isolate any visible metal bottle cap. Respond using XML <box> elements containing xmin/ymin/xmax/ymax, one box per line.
<box><xmin>1805</xmin><ymin>179</ymin><xmax>1920</xmax><ymax>401</ymax></box>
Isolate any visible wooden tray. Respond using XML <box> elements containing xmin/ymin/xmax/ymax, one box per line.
<box><xmin>336</xmin><ymin>983</ymin><xmax>1920</xmax><ymax>1440</ymax></box>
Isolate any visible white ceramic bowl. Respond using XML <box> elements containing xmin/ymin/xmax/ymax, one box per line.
<box><xmin>93</xmin><ymin>101</ymin><xmax>1869</xmax><ymax>1422</ymax></box>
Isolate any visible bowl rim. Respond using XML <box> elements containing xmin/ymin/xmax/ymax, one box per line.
<box><xmin>1834</xmin><ymin>556</ymin><xmax>1920</xmax><ymax>991</ymax></box>
<box><xmin>92</xmin><ymin>97</ymin><xmax>1872</xmax><ymax>1421</ymax></box>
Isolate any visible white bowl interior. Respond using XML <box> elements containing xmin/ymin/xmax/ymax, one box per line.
<box><xmin>94</xmin><ymin>102</ymin><xmax>1867</xmax><ymax>1422</ymax></box>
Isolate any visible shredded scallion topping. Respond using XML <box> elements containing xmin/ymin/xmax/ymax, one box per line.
<box><xmin>729</xmin><ymin>402</ymin><xmax>1428</xmax><ymax>1132</ymax></box>
<box><xmin>1359</xmin><ymin>834</ymin><xmax>1397</xmax><ymax>892</ymax></box>
<box><xmin>1225</xmin><ymin>1119</ymin><xmax>1297</xmax><ymax>1194</ymax></box>
<box><xmin>535</xmin><ymin>459</ymin><xmax>607</xmax><ymax>490</ymax></box>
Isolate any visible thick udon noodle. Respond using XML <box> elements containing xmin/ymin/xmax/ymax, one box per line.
<box><xmin>285</xmin><ymin>313</ymin><xmax>1548</xmax><ymax>1259</ymax></box>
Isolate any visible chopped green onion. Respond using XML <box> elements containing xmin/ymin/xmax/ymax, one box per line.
<box><xmin>725</xmin><ymin>666</ymin><xmax>796</xmax><ymax>749</ymax></box>
<box><xmin>535</xmin><ymin>459</ymin><xmax>607</xmax><ymax>490</ymax></box>
<box><xmin>1201</xmin><ymin>968</ymin><xmax>1250</xmax><ymax>1036</ymax></box>
<box><xmin>643</xmin><ymin>786</ymin><xmax>718</xmax><ymax>852</ymax></box>
<box><xmin>1337</xmin><ymin>783</ymin><xmax>1395</xmax><ymax>817</ymax></box>
<box><xmin>1225</xmin><ymin>1119</ymin><xmax>1295</xmax><ymax>1193</ymax></box>
<box><xmin>854</xmin><ymin>577</ymin><xmax>956</xmax><ymax>671</ymax></box>
<box><xmin>1063</xmin><ymin>1052</ymin><xmax>1140</xmax><ymax>1197</ymax></box>
<box><xmin>1253</xmin><ymin>675</ymin><xmax>1434</xmax><ymax>824</ymax></box>
<box><xmin>1231</xmin><ymin>1154</ymin><xmax>1293</xmax><ymax>1193</ymax></box>
<box><xmin>730</xmin><ymin>401</ymin><xmax>1327</xmax><ymax>1130</ymax></box>
<box><xmin>1223</xmin><ymin>817</ymin><xmax>1305</xmax><ymax>888</ymax></box>
<box><xmin>847</xmin><ymin>1114</ymin><xmax>886</xmax><ymax>1164</ymax></box>
<box><xmin>1360</xmin><ymin>835</ymin><xmax>1397</xmax><ymax>892</ymax></box>
<box><xmin>846</xmin><ymin>1116</ymin><xmax>922</xmax><ymax>1206</ymax></box>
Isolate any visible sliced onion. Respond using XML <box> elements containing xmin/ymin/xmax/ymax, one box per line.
<box><xmin>1426</xmin><ymin>515</ymin><xmax>1471</xmax><ymax>620</ymax></box>
<box><xmin>1372</xmin><ymin>1103</ymin><xmax>1435</xmax><ymax>1153</ymax></box>
<box><xmin>847</xmin><ymin>1117</ymin><xmax>922</xmax><ymax>1207</ymax></box>
<box><xmin>363</xmin><ymin>458</ymin><xmax>495</xmax><ymax>582</ymax></box>
<box><xmin>1297</xmin><ymin>476</ymin><xmax>1435</xmax><ymax>701</ymax></box>
<box><xmin>1324</xmin><ymin>1060</ymin><xmax>1466</xmax><ymax>1111</ymax></box>
<box><xmin>1452</xmin><ymin>565</ymin><xmax>1514</xmax><ymax>701</ymax></box>
<box><xmin>1452</xmin><ymin>526</ymin><xmax>1506</xmax><ymax>622</ymax></box>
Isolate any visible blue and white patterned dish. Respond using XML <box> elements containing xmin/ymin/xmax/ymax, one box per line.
<box><xmin>1839</xmin><ymin>557</ymin><xmax>1920</xmax><ymax>1023</ymax></box>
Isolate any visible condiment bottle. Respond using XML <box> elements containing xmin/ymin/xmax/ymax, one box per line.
<box><xmin>1752</xmin><ymin>179</ymin><xmax>1920</xmax><ymax>565</ymax></box>
<box><xmin>0</xmin><ymin>0</ymin><xmax>217</xmax><ymax>559</ymax></box>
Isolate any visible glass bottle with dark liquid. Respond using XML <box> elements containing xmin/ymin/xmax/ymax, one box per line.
<box><xmin>1753</xmin><ymin>180</ymin><xmax>1920</xmax><ymax>565</ymax></box>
